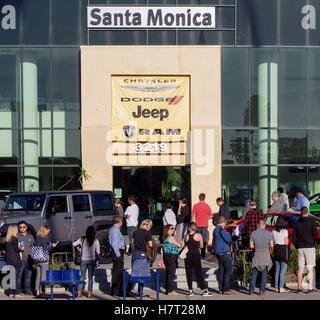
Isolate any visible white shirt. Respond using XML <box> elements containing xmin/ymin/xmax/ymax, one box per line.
<box><xmin>272</xmin><ymin>229</ymin><xmax>288</xmax><ymax>245</ymax></box>
<box><xmin>73</xmin><ymin>238</ymin><xmax>100</xmax><ymax>261</ymax></box>
<box><xmin>279</xmin><ymin>193</ymin><xmax>289</xmax><ymax>211</ymax></box>
<box><xmin>125</xmin><ymin>203</ymin><xmax>139</xmax><ymax>227</ymax></box>
<box><xmin>163</xmin><ymin>209</ymin><xmax>177</xmax><ymax>228</ymax></box>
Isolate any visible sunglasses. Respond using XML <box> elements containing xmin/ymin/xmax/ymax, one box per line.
<box><xmin>19</xmin><ymin>226</ymin><xmax>27</xmax><ymax>229</ymax></box>
<box><xmin>170</xmin><ymin>227</ymin><xmax>176</xmax><ymax>230</ymax></box>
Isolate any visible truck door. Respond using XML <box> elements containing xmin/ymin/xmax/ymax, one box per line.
<box><xmin>45</xmin><ymin>195</ymin><xmax>72</xmax><ymax>241</ymax></box>
<box><xmin>71</xmin><ymin>194</ymin><xmax>93</xmax><ymax>240</ymax></box>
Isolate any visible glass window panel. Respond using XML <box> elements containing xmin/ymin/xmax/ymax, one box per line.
<box><xmin>22</xmin><ymin>130</ymin><xmax>52</xmax><ymax>165</ymax></box>
<box><xmin>278</xmin><ymin>130</ymin><xmax>307</xmax><ymax>164</ymax></box>
<box><xmin>93</xmin><ymin>193</ymin><xmax>113</xmax><ymax>211</ymax></box>
<box><xmin>308</xmin><ymin>130</ymin><xmax>320</xmax><ymax>164</ymax></box>
<box><xmin>250</xmin><ymin>48</ymin><xmax>277</xmax><ymax>127</ymax></box>
<box><xmin>0</xmin><ymin>130</ymin><xmax>19</xmax><ymax>165</ymax></box>
<box><xmin>73</xmin><ymin>195</ymin><xmax>91</xmax><ymax>212</ymax></box>
<box><xmin>308</xmin><ymin>49</ymin><xmax>320</xmax><ymax>128</ymax></box>
<box><xmin>52</xmin><ymin>0</ymin><xmax>81</xmax><ymax>44</ymax></box>
<box><xmin>53</xmin><ymin>130</ymin><xmax>81</xmax><ymax>165</ymax></box>
<box><xmin>222</xmin><ymin>166</ymin><xmax>249</xmax><ymax>218</ymax></box>
<box><xmin>222</xmin><ymin>130</ymin><xmax>250</xmax><ymax>165</ymax></box>
<box><xmin>178</xmin><ymin>30</ymin><xmax>234</xmax><ymax>45</ymax></box>
<box><xmin>251</xmin><ymin>129</ymin><xmax>278</xmax><ymax>165</ymax></box>
<box><xmin>222</xmin><ymin>48</ymin><xmax>249</xmax><ymax>127</ymax></box>
<box><xmin>0</xmin><ymin>167</ymin><xmax>17</xmax><ymax>193</ymax></box>
<box><xmin>47</xmin><ymin>196</ymin><xmax>68</xmax><ymax>214</ymax></box>
<box><xmin>147</xmin><ymin>31</ymin><xmax>176</xmax><ymax>45</ymax></box>
<box><xmin>23</xmin><ymin>49</ymin><xmax>51</xmax><ymax>128</ymax></box>
<box><xmin>0</xmin><ymin>48</ymin><xmax>21</xmax><ymax>129</ymax></box>
<box><xmin>89</xmin><ymin>30</ymin><xmax>147</xmax><ymax>45</ymax></box>
<box><xmin>279</xmin><ymin>49</ymin><xmax>307</xmax><ymax>128</ymax></box>
<box><xmin>308</xmin><ymin>167</ymin><xmax>320</xmax><ymax>200</ymax></box>
<box><xmin>236</xmin><ymin>0</ymin><xmax>277</xmax><ymax>45</ymax></box>
<box><xmin>53</xmin><ymin>167</ymin><xmax>81</xmax><ymax>190</ymax></box>
<box><xmin>21</xmin><ymin>0</ymin><xmax>50</xmax><ymax>45</ymax></box>
<box><xmin>0</xmin><ymin>0</ymin><xmax>20</xmax><ymax>45</ymax></box>
<box><xmin>278</xmin><ymin>166</ymin><xmax>307</xmax><ymax>206</ymax></box>
<box><xmin>52</xmin><ymin>48</ymin><xmax>80</xmax><ymax>128</ymax></box>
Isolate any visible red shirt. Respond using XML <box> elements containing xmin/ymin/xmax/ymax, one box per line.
<box><xmin>192</xmin><ymin>202</ymin><xmax>212</xmax><ymax>227</ymax></box>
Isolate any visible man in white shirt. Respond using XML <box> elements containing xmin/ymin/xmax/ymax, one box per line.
<box><xmin>163</xmin><ymin>202</ymin><xmax>177</xmax><ymax>228</ymax></box>
<box><xmin>124</xmin><ymin>195</ymin><xmax>139</xmax><ymax>256</ymax></box>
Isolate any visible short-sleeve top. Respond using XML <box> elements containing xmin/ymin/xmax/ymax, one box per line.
<box><xmin>163</xmin><ymin>235</ymin><xmax>179</xmax><ymax>255</ymax></box>
<box><xmin>272</xmin><ymin>229</ymin><xmax>288</xmax><ymax>245</ymax></box>
<box><xmin>133</xmin><ymin>229</ymin><xmax>152</xmax><ymax>252</ymax></box>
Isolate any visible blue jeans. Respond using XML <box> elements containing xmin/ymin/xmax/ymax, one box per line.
<box><xmin>249</xmin><ymin>267</ymin><xmax>268</xmax><ymax>293</ymax></box>
<box><xmin>197</xmin><ymin>227</ymin><xmax>207</xmax><ymax>256</ymax></box>
<box><xmin>78</xmin><ymin>260</ymin><xmax>95</xmax><ymax>292</ymax></box>
<box><xmin>274</xmin><ymin>261</ymin><xmax>287</xmax><ymax>289</ymax></box>
<box><xmin>17</xmin><ymin>260</ymin><xmax>32</xmax><ymax>293</ymax></box>
<box><xmin>216</xmin><ymin>252</ymin><xmax>233</xmax><ymax>292</ymax></box>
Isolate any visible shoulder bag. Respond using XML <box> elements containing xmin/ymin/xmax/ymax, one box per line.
<box><xmin>74</xmin><ymin>238</ymin><xmax>84</xmax><ymax>265</ymax></box>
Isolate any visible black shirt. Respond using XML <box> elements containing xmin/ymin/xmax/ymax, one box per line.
<box><xmin>218</xmin><ymin>203</ymin><xmax>231</xmax><ymax>220</ymax></box>
<box><xmin>176</xmin><ymin>205</ymin><xmax>191</xmax><ymax>224</ymax></box>
<box><xmin>292</xmin><ymin>216</ymin><xmax>318</xmax><ymax>249</ymax></box>
<box><xmin>133</xmin><ymin>229</ymin><xmax>152</xmax><ymax>252</ymax></box>
<box><xmin>5</xmin><ymin>237</ymin><xmax>22</xmax><ymax>268</ymax></box>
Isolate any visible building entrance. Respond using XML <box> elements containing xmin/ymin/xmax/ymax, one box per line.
<box><xmin>113</xmin><ymin>166</ymin><xmax>191</xmax><ymax>237</ymax></box>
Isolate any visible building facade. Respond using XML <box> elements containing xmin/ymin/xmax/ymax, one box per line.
<box><xmin>1</xmin><ymin>0</ymin><xmax>320</xmax><ymax>237</ymax></box>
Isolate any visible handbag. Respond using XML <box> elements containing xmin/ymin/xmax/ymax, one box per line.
<box><xmin>74</xmin><ymin>238</ymin><xmax>84</xmax><ymax>266</ymax></box>
<box><xmin>31</xmin><ymin>245</ymin><xmax>50</xmax><ymax>263</ymax></box>
<box><xmin>178</xmin><ymin>245</ymin><xmax>189</xmax><ymax>259</ymax></box>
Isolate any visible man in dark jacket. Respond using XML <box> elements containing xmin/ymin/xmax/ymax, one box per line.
<box><xmin>292</xmin><ymin>206</ymin><xmax>318</xmax><ymax>293</ymax></box>
<box><xmin>216</xmin><ymin>198</ymin><xmax>231</xmax><ymax>221</ymax></box>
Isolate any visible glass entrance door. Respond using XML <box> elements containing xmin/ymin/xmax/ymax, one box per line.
<box><xmin>113</xmin><ymin>166</ymin><xmax>191</xmax><ymax>237</ymax></box>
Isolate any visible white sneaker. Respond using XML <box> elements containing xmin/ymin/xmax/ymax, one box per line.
<box><xmin>168</xmin><ymin>291</ymin><xmax>179</xmax><ymax>296</ymax></box>
<box><xmin>188</xmin><ymin>290</ymin><xmax>194</xmax><ymax>296</ymax></box>
<box><xmin>202</xmin><ymin>290</ymin><xmax>212</xmax><ymax>296</ymax></box>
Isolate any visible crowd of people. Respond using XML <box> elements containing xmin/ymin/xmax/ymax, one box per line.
<box><xmin>2</xmin><ymin>188</ymin><xmax>318</xmax><ymax>298</ymax></box>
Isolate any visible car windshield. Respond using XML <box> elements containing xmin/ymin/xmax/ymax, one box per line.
<box><xmin>4</xmin><ymin>194</ymin><xmax>46</xmax><ymax>212</ymax></box>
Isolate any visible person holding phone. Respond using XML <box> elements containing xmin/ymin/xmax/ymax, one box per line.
<box><xmin>17</xmin><ymin>221</ymin><xmax>34</xmax><ymax>296</ymax></box>
<box><xmin>34</xmin><ymin>225</ymin><xmax>57</xmax><ymax>298</ymax></box>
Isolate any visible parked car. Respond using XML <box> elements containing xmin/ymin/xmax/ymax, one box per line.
<box><xmin>309</xmin><ymin>193</ymin><xmax>320</xmax><ymax>215</ymax></box>
<box><xmin>0</xmin><ymin>191</ymin><xmax>116</xmax><ymax>257</ymax></box>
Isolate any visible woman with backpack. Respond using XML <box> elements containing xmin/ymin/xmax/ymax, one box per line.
<box><xmin>5</xmin><ymin>224</ymin><xmax>24</xmax><ymax>298</ymax></box>
<box><xmin>272</xmin><ymin>216</ymin><xmax>290</xmax><ymax>293</ymax></box>
<box><xmin>33</xmin><ymin>225</ymin><xmax>57</xmax><ymax>298</ymax></box>
<box><xmin>73</xmin><ymin>225</ymin><xmax>100</xmax><ymax>298</ymax></box>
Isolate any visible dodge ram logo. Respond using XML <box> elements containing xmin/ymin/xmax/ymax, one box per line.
<box><xmin>123</xmin><ymin>126</ymin><xmax>135</xmax><ymax>138</ymax></box>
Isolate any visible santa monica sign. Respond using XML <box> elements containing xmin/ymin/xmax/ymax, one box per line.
<box><xmin>87</xmin><ymin>6</ymin><xmax>216</xmax><ymax>29</ymax></box>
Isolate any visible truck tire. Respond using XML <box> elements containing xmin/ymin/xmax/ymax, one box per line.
<box><xmin>96</xmin><ymin>228</ymin><xmax>112</xmax><ymax>264</ymax></box>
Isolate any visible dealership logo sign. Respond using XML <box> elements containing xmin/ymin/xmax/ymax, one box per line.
<box><xmin>87</xmin><ymin>6</ymin><xmax>215</xmax><ymax>29</ymax></box>
<box><xmin>123</xmin><ymin>126</ymin><xmax>135</xmax><ymax>138</ymax></box>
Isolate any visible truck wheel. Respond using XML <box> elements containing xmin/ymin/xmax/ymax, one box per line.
<box><xmin>96</xmin><ymin>228</ymin><xmax>111</xmax><ymax>264</ymax></box>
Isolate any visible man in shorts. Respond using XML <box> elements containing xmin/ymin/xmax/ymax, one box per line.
<box><xmin>292</xmin><ymin>206</ymin><xmax>318</xmax><ymax>294</ymax></box>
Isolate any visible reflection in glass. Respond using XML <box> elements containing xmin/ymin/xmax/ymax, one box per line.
<box><xmin>279</xmin><ymin>49</ymin><xmax>307</xmax><ymax>128</ymax></box>
<box><xmin>278</xmin><ymin>129</ymin><xmax>307</xmax><ymax>164</ymax></box>
<box><xmin>53</xmin><ymin>48</ymin><xmax>80</xmax><ymax>128</ymax></box>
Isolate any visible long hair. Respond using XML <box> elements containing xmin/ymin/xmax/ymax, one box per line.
<box><xmin>5</xmin><ymin>224</ymin><xmax>18</xmax><ymax>243</ymax></box>
<box><xmin>140</xmin><ymin>219</ymin><xmax>153</xmax><ymax>230</ymax></box>
<box><xmin>275</xmin><ymin>216</ymin><xmax>289</xmax><ymax>232</ymax></box>
<box><xmin>85</xmin><ymin>226</ymin><xmax>96</xmax><ymax>247</ymax></box>
<box><xmin>37</xmin><ymin>225</ymin><xmax>50</xmax><ymax>237</ymax></box>
<box><xmin>187</xmin><ymin>222</ymin><xmax>197</xmax><ymax>233</ymax></box>
<box><xmin>162</xmin><ymin>224</ymin><xmax>172</xmax><ymax>241</ymax></box>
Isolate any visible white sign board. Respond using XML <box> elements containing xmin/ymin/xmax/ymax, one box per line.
<box><xmin>87</xmin><ymin>6</ymin><xmax>215</xmax><ymax>29</ymax></box>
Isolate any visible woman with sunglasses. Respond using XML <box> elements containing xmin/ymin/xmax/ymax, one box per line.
<box><xmin>162</xmin><ymin>224</ymin><xmax>181</xmax><ymax>296</ymax></box>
